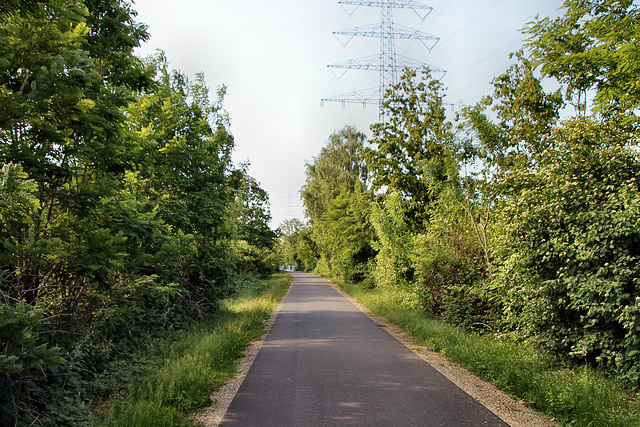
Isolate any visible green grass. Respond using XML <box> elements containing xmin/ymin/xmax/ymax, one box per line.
<box><xmin>338</xmin><ymin>281</ymin><xmax>640</xmax><ymax>427</ymax></box>
<box><xmin>94</xmin><ymin>273</ymin><xmax>292</xmax><ymax>427</ymax></box>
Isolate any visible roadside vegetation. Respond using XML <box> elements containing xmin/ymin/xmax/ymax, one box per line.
<box><xmin>4</xmin><ymin>0</ymin><xmax>640</xmax><ymax>426</ymax></box>
<box><xmin>94</xmin><ymin>273</ymin><xmax>292</xmax><ymax>427</ymax></box>
<box><xmin>338</xmin><ymin>280</ymin><xmax>640</xmax><ymax>426</ymax></box>
<box><xmin>280</xmin><ymin>1</ymin><xmax>640</xmax><ymax>426</ymax></box>
<box><xmin>1</xmin><ymin>1</ymin><xmax>279</xmax><ymax>425</ymax></box>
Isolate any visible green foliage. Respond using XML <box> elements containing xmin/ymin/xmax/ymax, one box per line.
<box><xmin>411</xmin><ymin>234</ymin><xmax>487</xmax><ymax>324</ymax></box>
<box><xmin>0</xmin><ymin>2</ymin><xmax>277</xmax><ymax>424</ymax></box>
<box><xmin>230</xmin><ymin>170</ymin><xmax>277</xmax><ymax>251</ymax></box>
<box><xmin>524</xmin><ymin>0</ymin><xmax>640</xmax><ymax>119</ymax></box>
<box><xmin>278</xmin><ymin>218</ymin><xmax>318</xmax><ymax>272</ymax></box>
<box><xmin>97</xmin><ymin>273</ymin><xmax>292</xmax><ymax>427</ymax></box>
<box><xmin>0</xmin><ymin>163</ymin><xmax>40</xmax><ymax>289</ymax></box>
<box><xmin>314</xmin><ymin>186</ymin><xmax>375</xmax><ymax>283</ymax></box>
<box><xmin>297</xmin><ymin>125</ymin><xmax>375</xmax><ymax>280</ymax></box>
<box><xmin>494</xmin><ymin>117</ymin><xmax>640</xmax><ymax>385</ymax></box>
<box><xmin>365</xmin><ymin>68</ymin><xmax>493</xmax><ymax>327</ymax></box>
<box><xmin>227</xmin><ymin>169</ymin><xmax>278</xmax><ymax>279</ymax></box>
<box><xmin>458</xmin><ymin>53</ymin><xmax>563</xmax><ymax>181</ymax></box>
<box><xmin>367</xmin><ymin>68</ymin><xmax>455</xmax><ymax>231</ymax></box>
<box><xmin>339</xmin><ymin>280</ymin><xmax>640</xmax><ymax>427</ymax></box>
<box><xmin>230</xmin><ymin>240</ymin><xmax>278</xmax><ymax>279</ymax></box>
<box><xmin>0</xmin><ymin>303</ymin><xmax>66</xmax><ymax>425</ymax></box>
<box><xmin>301</xmin><ymin>125</ymin><xmax>368</xmax><ymax>224</ymax></box>
<box><xmin>370</xmin><ymin>178</ymin><xmax>492</xmax><ymax>327</ymax></box>
<box><xmin>299</xmin><ymin>126</ymin><xmax>375</xmax><ymax>282</ymax></box>
<box><xmin>124</xmin><ymin>51</ymin><xmax>237</xmax><ymax>311</ymax></box>
<box><xmin>369</xmin><ymin>190</ymin><xmax>413</xmax><ymax>288</ymax></box>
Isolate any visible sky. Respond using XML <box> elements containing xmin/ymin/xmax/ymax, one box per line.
<box><xmin>131</xmin><ymin>0</ymin><xmax>565</xmax><ymax>228</ymax></box>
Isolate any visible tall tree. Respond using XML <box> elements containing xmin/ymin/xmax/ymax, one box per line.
<box><xmin>301</xmin><ymin>125</ymin><xmax>368</xmax><ymax>224</ymax></box>
<box><xmin>0</xmin><ymin>0</ymin><xmax>152</xmax><ymax>305</ymax></box>
<box><xmin>366</xmin><ymin>68</ymin><xmax>455</xmax><ymax>232</ymax></box>
<box><xmin>524</xmin><ymin>0</ymin><xmax>640</xmax><ymax>119</ymax></box>
<box><xmin>0</xmin><ymin>1</ymin><xmax>157</xmax><ymax>424</ymax></box>
<box><xmin>230</xmin><ymin>169</ymin><xmax>277</xmax><ymax>250</ymax></box>
<box><xmin>301</xmin><ymin>126</ymin><xmax>374</xmax><ymax>282</ymax></box>
<box><xmin>124</xmin><ymin>52</ymin><xmax>235</xmax><ymax>303</ymax></box>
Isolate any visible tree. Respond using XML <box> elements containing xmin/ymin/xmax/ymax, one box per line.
<box><xmin>493</xmin><ymin>117</ymin><xmax>640</xmax><ymax>386</ymax></box>
<box><xmin>124</xmin><ymin>52</ymin><xmax>236</xmax><ymax>304</ymax></box>
<box><xmin>0</xmin><ymin>1</ymin><xmax>159</xmax><ymax>423</ymax></box>
<box><xmin>230</xmin><ymin>169</ymin><xmax>277</xmax><ymax>250</ymax></box>
<box><xmin>367</xmin><ymin>68</ymin><xmax>455</xmax><ymax>231</ymax></box>
<box><xmin>301</xmin><ymin>125</ymin><xmax>368</xmax><ymax>223</ymax></box>
<box><xmin>459</xmin><ymin>53</ymin><xmax>563</xmax><ymax>182</ymax></box>
<box><xmin>301</xmin><ymin>126</ymin><xmax>374</xmax><ymax>281</ymax></box>
<box><xmin>278</xmin><ymin>219</ymin><xmax>317</xmax><ymax>272</ymax></box>
<box><xmin>524</xmin><ymin>0</ymin><xmax>640</xmax><ymax>119</ymax></box>
<box><xmin>228</xmin><ymin>169</ymin><xmax>278</xmax><ymax>278</ymax></box>
<box><xmin>315</xmin><ymin>185</ymin><xmax>376</xmax><ymax>283</ymax></box>
<box><xmin>456</xmin><ymin>53</ymin><xmax>564</xmax><ymax>270</ymax></box>
<box><xmin>369</xmin><ymin>190</ymin><xmax>413</xmax><ymax>288</ymax></box>
<box><xmin>0</xmin><ymin>0</ymin><xmax>153</xmax><ymax>307</ymax></box>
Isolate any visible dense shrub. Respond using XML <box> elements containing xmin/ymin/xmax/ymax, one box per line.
<box><xmin>494</xmin><ymin>117</ymin><xmax>640</xmax><ymax>385</ymax></box>
<box><xmin>0</xmin><ymin>2</ymin><xmax>278</xmax><ymax>424</ymax></box>
<box><xmin>231</xmin><ymin>240</ymin><xmax>279</xmax><ymax>279</ymax></box>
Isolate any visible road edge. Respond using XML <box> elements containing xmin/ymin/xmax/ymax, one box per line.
<box><xmin>192</xmin><ymin>274</ymin><xmax>295</xmax><ymax>426</ymax></box>
<box><xmin>194</xmin><ymin>272</ymin><xmax>555</xmax><ymax>427</ymax></box>
<box><xmin>323</xmin><ymin>277</ymin><xmax>556</xmax><ymax>427</ymax></box>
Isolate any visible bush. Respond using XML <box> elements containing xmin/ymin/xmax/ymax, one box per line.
<box><xmin>494</xmin><ymin>117</ymin><xmax>640</xmax><ymax>387</ymax></box>
<box><xmin>230</xmin><ymin>240</ymin><xmax>278</xmax><ymax>279</ymax></box>
<box><xmin>0</xmin><ymin>303</ymin><xmax>69</xmax><ymax>426</ymax></box>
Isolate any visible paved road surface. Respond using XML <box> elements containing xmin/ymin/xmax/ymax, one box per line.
<box><xmin>221</xmin><ymin>272</ymin><xmax>508</xmax><ymax>426</ymax></box>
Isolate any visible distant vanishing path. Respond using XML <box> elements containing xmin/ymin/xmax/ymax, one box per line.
<box><xmin>221</xmin><ymin>272</ymin><xmax>509</xmax><ymax>426</ymax></box>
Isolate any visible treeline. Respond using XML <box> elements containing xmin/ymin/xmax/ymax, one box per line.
<box><xmin>283</xmin><ymin>0</ymin><xmax>640</xmax><ymax>390</ymax></box>
<box><xmin>1</xmin><ymin>1</ymin><xmax>277</xmax><ymax>425</ymax></box>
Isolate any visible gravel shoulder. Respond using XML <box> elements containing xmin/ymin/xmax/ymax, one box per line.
<box><xmin>194</xmin><ymin>274</ymin><xmax>555</xmax><ymax>427</ymax></box>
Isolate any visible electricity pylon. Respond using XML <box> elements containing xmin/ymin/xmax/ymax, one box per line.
<box><xmin>322</xmin><ymin>0</ymin><xmax>445</xmax><ymax>119</ymax></box>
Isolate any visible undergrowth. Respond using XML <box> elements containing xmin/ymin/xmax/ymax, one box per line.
<box><xmin>337</xmin><ymin>281</ymin><xmax>640</xmax><ymax>427</ymax></box>
<box><xmin>92</xmin><ymin>272</ymin><xmax>292</xmax><ymax>426</ymax></box>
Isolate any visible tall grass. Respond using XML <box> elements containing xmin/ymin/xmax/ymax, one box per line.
<box><xmin>339</xmin><ymin>281</ymin><xmax>640</xmax><ymax>427</ymax></box>
<box><xmin>95</xmin><ymin>273</ymin><xmax>292</xmax><ymax>426</ymax></box>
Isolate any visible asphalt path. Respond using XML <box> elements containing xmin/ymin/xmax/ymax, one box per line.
<box><xmin>221</xmin><ymin>271</ymin><xmax>509</xmax><ymax>426</ymax></box>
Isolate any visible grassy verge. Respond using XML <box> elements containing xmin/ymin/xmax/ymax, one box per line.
<box><xmin>337</xmin><ymin>281</ymin><xmax>640</xmax><ymax>427</ymax></box>
<box><xmin>94</xmin><ymin>273</ymin><xmax>292</xmax><ymax>427</ymax></box>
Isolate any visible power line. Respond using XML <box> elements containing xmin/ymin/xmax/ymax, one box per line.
<box><xmin>430</xmin><ymin>0</ymin><xmax>504</xmax><ymax>61</ymax></box>
<box><xmin>322</xmin><ymin>0</ymin><xmax>445</xmax><ymax>120</ymax></box>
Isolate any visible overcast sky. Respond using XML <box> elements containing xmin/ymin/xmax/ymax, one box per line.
<box><xmin>131</xmin><ymin>0</ymin><xmax>564</xmax><ymax>228</ymax></box>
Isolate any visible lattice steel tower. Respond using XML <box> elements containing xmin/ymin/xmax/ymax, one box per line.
<box><xmin>322</xmin><ymin>0</ymin><xmax>446</xmax><ymax>117</ymax></box>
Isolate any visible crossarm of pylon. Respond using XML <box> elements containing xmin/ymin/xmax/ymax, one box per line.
<box><xmin>328</xmin><ymin>55</ymin><xmax>381</xmax><ymax>71</ymax></box>
<box><xmin>395</xmin><ymin>54</ymin><xmax>446</xmax><ymax>76</ymax></box>
<box><xmin>321</xmin><ymin>87</ymin><xmax>380</xmax><ymax>107</ymax></box>
<box><xmin>334</xmin><ymin>23</ymin><xmax>439</xmax><ymax>46</ymax></box>
<box><xmin>338</xmin><ymin>0</ymin><xmax>432</xmax><ymax>10</ymax></box>
<box><xmin>391</xmin><ymin>23</ymin><xmax>439</xmax><ymax>43</ymax></box>
<box><xmin>338</xmin><ymin>0</ymin><xmax>433</xmax><ymax>19</ymax></box>
<box><xmin>327</xmin><ymin>54</ymin><xmax>446</xmax><ymax>75</ymax></box>
<box><xmin>334</xmin><ymin>24</ymin><xmax>384</xmax><ymax>39</ymax></box>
